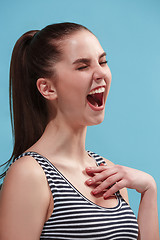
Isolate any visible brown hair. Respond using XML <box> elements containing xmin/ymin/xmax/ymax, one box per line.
<box><xmin>0</xmin><ymin>22</ymin><xmax>90</xmax><ymax>180</ymax></box>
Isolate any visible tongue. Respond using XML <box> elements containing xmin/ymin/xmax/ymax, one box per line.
<box><xmin>87</xmin><ymin>93</ymin><xmax>102</xmax><ymax>107</ymax></box>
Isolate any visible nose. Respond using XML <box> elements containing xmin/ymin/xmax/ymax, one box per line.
<box><xmin>92</xmin><ymin>65</ymin><xmax>107</xmax><ymax>82</ymax></box>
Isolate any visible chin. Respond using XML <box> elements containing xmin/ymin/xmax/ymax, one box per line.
<box><xmin>87</xmin><ymin>114</ymin><xmax>105</xmax><ymax>126</ymax></box>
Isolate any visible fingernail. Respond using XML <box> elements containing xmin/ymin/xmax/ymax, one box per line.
<box><xmin>103</xmin><ymin>193</ymin><xmax>108</xmax><ymax>199</ymax></box>
<box><xmin>92</xmin><ymin>189</ymin><xmax>99</xmax><ymax>195</ymax></box>
<box><xmin>86</xmin><ymin>167</ymin><xmax>92</xmax><ymax>171</ymax></box>
<box><xmin>100</xmin><ymin>163</ymin><xmax>105</xmax><ymax>166</ymax></box>
<box><xmin>86</xmin><ymin>167</ymin><xmax>94</xmax><ymax>172</ymax></box>
<box><xmin>86</xmin><ymin>179</ymin><xmax>93</xmax><ymax>185</ymax></box>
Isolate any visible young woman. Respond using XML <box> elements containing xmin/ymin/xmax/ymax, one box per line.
<box><xmin>0</xmin><ymin>22</ymin><xmax>159</xmax><ymax>240</ymax></box>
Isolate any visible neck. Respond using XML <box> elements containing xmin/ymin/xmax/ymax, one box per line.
<box><xmin>36</xmin><ymin>118</ymin><xmax>88</xmax><ymax>164</ymax></box>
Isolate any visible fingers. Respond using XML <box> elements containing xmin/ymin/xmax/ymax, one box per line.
<box><xmin>85</xmin><ymin>164</ymin><xmax>127</xmax><ymax>199</ymax></box>
<box><xmin>91</xmin><ymin>172</ymin><xmax>123</xmax><ymax>196</ymax></box>
<box><xmin>85</xmin><ymin>165</ymin><xmax>110</xmax><ymax>175</ymax></box>
<box><xmin>103</xmin><ymin>179</ymin><xmax>127</xmax><ymax>199</ymax></box>
<box><xmin>85</xmin><ymin>163</ymin><xmax>154</xmax><ymax>199</ymax></box>
<box><xmin>85</xmin><ymin>166</ymin><xmax>117</xmax><ymax>186</ymax></box>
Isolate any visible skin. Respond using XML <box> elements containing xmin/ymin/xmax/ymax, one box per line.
<box><xmin>0</xmin><ymin>30</ymin><xmax>159</xmax><ymax>240</ymax></box>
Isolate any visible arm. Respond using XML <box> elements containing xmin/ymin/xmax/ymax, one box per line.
<box><xmin>85</xmin><ymin>165</ymin><xmax>159</xmax><ymax>240</ymax></box>
<box><xmin>137</xmin><ymin>176</ymin><xmax>159</xmax><ymax>240</ymax></box>
<box><xmin>0</xmin><ymin>156</ymin><xmax>50</xmax><ymax>240</ymax></box>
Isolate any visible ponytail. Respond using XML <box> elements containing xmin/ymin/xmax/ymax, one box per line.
<box><xmin>9</xmin><ymin>30</ymin><xmax>49</xmax><ymax>163</ymax></box>
<box><xmin>1</xmin><ymin>31</ymin><xmax>47</xmax><ymax>180</ymax></box>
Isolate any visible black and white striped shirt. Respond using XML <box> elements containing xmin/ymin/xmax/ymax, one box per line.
<box><xmin>17</xmin><ymin>151</ymin><xmax>139</xmax><ymax>239</ymax></box>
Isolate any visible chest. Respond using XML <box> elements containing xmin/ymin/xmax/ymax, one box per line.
<box><xmin>65</xmin><ymin>169</ymin><xmax>119</xmax><ymax>208</ymax></box>
<box><xmin>49</xmin><ymin>166</ymin><xmax>119</xmax><ymax>209</ymax></box>
<box><xmin>30</xmin><ymin>153</ymin><xmax>139</xmax><ymax>239</ymax></box>
<box><xmin>44</xmin><ymin>169</ymin><xmax>139</xmax><ymax>240</ymax></box>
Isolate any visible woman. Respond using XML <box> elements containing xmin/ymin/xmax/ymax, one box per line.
<box><xmin>0</xmin><ymin>22</ymin><xmax>159</xmax><ymax>240</ymax></box>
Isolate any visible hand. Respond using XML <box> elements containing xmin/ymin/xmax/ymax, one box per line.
<box><xmin>85</xmin><ymin>164</ymin><xmax>155</xmax><ymax>199</ymax></box>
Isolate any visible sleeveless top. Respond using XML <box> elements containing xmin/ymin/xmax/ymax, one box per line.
<box><xmin>16</xmin><ymin>151</ymin><xmax>139</xmax><ymax>240</ymax></box>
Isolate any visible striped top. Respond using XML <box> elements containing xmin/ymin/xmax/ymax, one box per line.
<box><xmin>16</xmin><ymin>151</ymin><xmax>139</xmax><ymax>239</ymax></box>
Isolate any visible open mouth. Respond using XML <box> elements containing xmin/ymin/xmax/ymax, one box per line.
<box><xmin>87</xmin><ymin>86</ymin><xmax>105</xmax><ymax>109</ymax></box>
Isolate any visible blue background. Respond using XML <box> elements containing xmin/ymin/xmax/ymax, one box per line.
<box><xmin>0</xmin><ymin>0</ymin><xmax>159</xmax><ymax>223</ymax></box>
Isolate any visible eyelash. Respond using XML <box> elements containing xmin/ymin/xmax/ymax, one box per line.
<box><xmin>77</xmin><ymin>61</ymin><xmax>108</xmax><ymax>70</ymax></box>
<box><xmin>100</xmin><ymin>60</ymin><xmax>108</xmax><ymax>65</ymax></box>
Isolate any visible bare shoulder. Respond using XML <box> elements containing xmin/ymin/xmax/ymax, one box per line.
<box><xmin>1</xmin><ymin>155</ymin><xmax>50</xmax><ymax>211</ymax></box>
<box><xmin>2</xmin><ymin>155</ymin><xmax>47</xmax><ymax>190</ymax></box>
<box><xmin>0</xmin><ymin>156</ymin><xmax>50</xmax><ymax>239</ymax></box>
<box><xmin>101</xmin><ymin>156</ymin><xmax>129</xmax><ymax>204</ymax></box>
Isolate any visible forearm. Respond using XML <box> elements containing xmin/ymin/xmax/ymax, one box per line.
<box><xmin>137</xmin><ymin>178</ymin><xmax>159</xmax><ymax>240</ymax></box>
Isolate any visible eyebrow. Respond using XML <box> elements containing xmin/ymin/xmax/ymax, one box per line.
<box><xmin>72</xmin><ymin>52</ymin><xmax>107</xmax><ymax>65</ymax></box>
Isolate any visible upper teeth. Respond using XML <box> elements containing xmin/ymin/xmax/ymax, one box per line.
<box><xmin>89</xmin><ymin>87</ymin><xmax>105</xmax><ymax>95</ymax></box>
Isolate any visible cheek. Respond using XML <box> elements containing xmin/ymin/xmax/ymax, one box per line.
<box><xmin>59</xmin><ymin>75</ymin><xmax>89</xmax><ymax>99</ymax></box>
<box><xmin>105</xmin><ymin>66</ymin><xmax>112</xmax><ymax>83</ymax></box>
<box><xmin>104</xmin><ymin>69</ymin><xmax>112</xmax><ymax>95</ymax></box>
<box><xmin>57</xmin><ymin>81</ymin><xmax>88</xmax><ymax>108</ymax></box>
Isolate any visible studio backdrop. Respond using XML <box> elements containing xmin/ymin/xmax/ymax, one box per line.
<box><xmin>0</xmin><ymin>0</ymin><xmax>160</xmax><ymax>223</ymax></box>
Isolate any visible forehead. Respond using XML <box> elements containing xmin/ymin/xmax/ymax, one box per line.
<box><xmin>61</xmin><ymin>30</ymin><xmax>104</xmax><ymax>62</ymax></box>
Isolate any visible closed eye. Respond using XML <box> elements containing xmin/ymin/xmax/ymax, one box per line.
<box><xmin>100</xmin><ymin>60</ymin><xmax>108</xmax><ymax>66</ymax></box>
<box><xmin>77</xmin><ymin>65</ymin><xmax>88</xmax><ymax>70</ymax></box>
<box><xmin>76</xmin><ymin>60</ymin><xmax>108</xmax><ymax>70</ymax></box>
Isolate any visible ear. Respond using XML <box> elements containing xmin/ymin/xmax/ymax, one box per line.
<box><xmin>36</xmin><ymin>78</ymin><xmax>57</xmax><ymax>100</ymax></box>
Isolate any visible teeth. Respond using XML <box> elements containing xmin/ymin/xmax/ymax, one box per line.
<box><xmin>89</xmin><ymin>87</ymin><xmax>105</xmax><ymax>95</ymax></box>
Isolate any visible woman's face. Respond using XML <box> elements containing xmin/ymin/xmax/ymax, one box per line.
<box><xmin>53</xmin><ymin>30</ymin><xmax>112</xmax><ymax>127</ymax></box>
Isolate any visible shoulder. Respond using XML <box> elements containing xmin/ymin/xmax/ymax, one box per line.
<box><xmin>1</xmin><ymin>155</ymin><xmax>51</xmax><ymax>215</ymax></box>
<box><xmin>6</xmin><ymin>155</ymin><xmax>46</xmax><ymax>185</ymax></box>
<box><xmin>88</xmin><ymin>151</ymin><xmax>114</xmax><ymax>166</ymax></box>
<box><xmin>1</xmin><ymin>155</ymin><xmax>50</xmax><ymax>206</ymax></box>
<box><xmin>0</xmin><ymin>155</ymin><xmax>50</xmax><ymax>239</ymax></box>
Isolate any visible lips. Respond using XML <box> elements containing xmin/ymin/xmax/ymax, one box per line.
<box><xmin>87</xmin><ymin>86</ymin><xmax>105</xmax><ymax>111</ymax></box>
